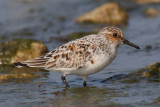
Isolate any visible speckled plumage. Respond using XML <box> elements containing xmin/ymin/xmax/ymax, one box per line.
<box><xmin>15</xmin><ymin>26</ymin><xmax>140</xmax><ymax>87</ymax></box>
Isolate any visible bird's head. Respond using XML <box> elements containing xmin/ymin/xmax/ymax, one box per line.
<box><xmin>98</xmin><ymin>26</ymin><xmax>140</xmax><ymax>49</ymax></box>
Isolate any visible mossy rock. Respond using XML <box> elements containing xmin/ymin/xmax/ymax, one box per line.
<box><xmin>120</xmin><ymin>62</ymin><xmax>160</xmax><ymax>83</ymax></box>
<box><xmin>145</xmin><ymin>62</ymin><xmax>160</xmax><ymax>77</ymax></box>
<box><xmin>75</xmin><ymin>2</ymin><xmax>128</xmax><ymax>25</ymax></box>
<box><xmin>136</xmin><ymin>62</ymin><xmax>160</xmax><ymax>78</ymax></box>
<box><xmin>0</xmin><ymin>38</ymin><xmax>48</xmax><ymax>64</ymax></box>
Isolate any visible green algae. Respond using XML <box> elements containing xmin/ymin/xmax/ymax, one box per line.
<box><xmin>66</xmin><ymin>32</ymin><xmax>97</xmax><ymax>41</ymax></box>
<box><xmin>49</xmin><ymin>31</ymin><xmax>98</xmax><ymax>43</ymax></box>
<box><xmin>146</xmin><ymin>62</ymin><xmax>160</xmax><ymax>76</ymax></box>
<box><xmin>121</xmin><ymin>78</ymin><xmax>140</xmax><ymax>83</ymax></box>
<box><xmin>0</xmin><ymin>64</ymin><xmax>48</xmax><ymax>83</ymax></box>
<box><xmin>12</xmin><ymin>29</ymin><xmax>34</xmax><ymax>36</ymax></box>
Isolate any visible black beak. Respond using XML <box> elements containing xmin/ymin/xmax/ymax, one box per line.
<box><xmin>123</xmin><ymin>39</ymin><xmax>140</xmax><ymax>49</ymax></box>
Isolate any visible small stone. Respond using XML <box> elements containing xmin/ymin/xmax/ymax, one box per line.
<box><xmin>145</xmin><ymin>45</ymin><xmax>152</xmax><ymax>50</ymax></box>
<box><xmin>154</xmin><ymin>101</ymin><xmax>158</xmax><ymax>104</ymax></box>
<box><xmin>124</xmin><ymin>93</ymin><xmax>128</xmax><ymax>96</ymax></box>
<box><xmin>143</xmin><ymin>8</ymin><xmax>159</xmax><ymax>17</ymax></box>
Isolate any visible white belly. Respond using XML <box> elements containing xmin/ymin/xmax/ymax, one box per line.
<box><xmin>70</xmin><ymin>53</ymin><xmax>116</xmax><ymax>76</ymax></box>
<box><xmin>51</xmin><ymin>52</ymin><xmax>116</xmax><ymax>76</ymax></box>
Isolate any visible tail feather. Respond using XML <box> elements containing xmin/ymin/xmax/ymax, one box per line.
<box><xmin>14</xmin><ymin>62</ymin><xmax>28</xmax><ymax>67</ymax></box>
<box><xmin>14</xmin><ymin>51</ymin><xmax>54</xmax><ymax>68</ymax></box>
<box><xmin>23</xmin><ymin>61</ymin><xmax>46</xmax><ymax>68</ymax></box>
<box><xmin>14</xmin><ymin>57</ymin><xmax>49</xmax><ymax>68</ymax></box>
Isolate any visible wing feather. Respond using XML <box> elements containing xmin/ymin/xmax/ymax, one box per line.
<box><xmin>16</xmin><ymin>35</ymin><xmax>97</xmax><ymax>70</ymax></box>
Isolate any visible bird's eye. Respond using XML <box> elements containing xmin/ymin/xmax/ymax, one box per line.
<box><xmin>113</xmin><ymin>33</ymin><xmax>117</xmax><ymax>37</ymax></box>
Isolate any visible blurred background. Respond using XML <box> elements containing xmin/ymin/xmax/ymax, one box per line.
<box><xmin>0</xmin><ymin>0</ymin><xmax>160</xmax><ymax>107</ymax></box>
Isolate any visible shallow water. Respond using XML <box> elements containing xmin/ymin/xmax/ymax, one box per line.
<box><xmin>0</xmin><ymin>0</ymin><xmax>160</xmax><ymax>106</ymax></box>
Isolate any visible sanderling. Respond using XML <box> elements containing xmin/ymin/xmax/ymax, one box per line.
<box><xmin>14</xmin><ymin>26</ymin><xmax>140</xmax><ymax>87</ymax></box>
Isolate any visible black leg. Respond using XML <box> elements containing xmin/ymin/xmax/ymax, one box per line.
<box><xmin>61</xmin><ymin>76</ymin><xmax>70</xmax><ymax>87</ymax></box>
<box><xmin>83</xmin><ymin>81</ymin><xmax>87</xmax><ymax>87</ymax></box>
<box><xmin>83</xmin><ymin>76</ymin><xmax>88</xmax><ymax>87</ymax></box>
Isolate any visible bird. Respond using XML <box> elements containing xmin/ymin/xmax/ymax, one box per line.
<box><xmin>14</xmin><ymin>26</ymin><xmax>140</xmax><ymax>87</ymax></box>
